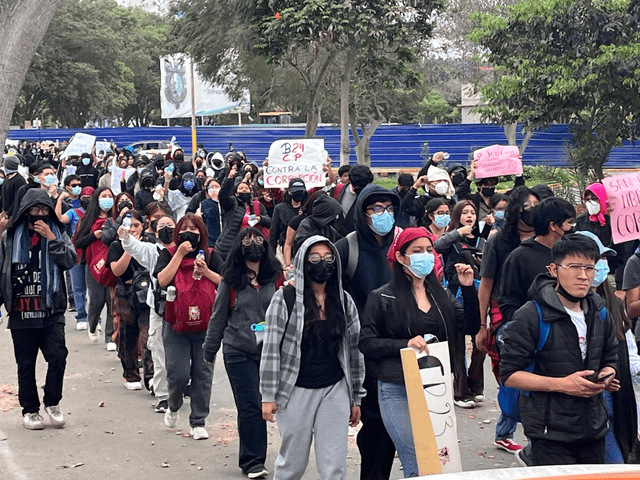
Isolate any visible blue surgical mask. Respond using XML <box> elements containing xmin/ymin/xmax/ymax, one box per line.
<box><xmin>183</xmin><ymin>180</ymin><xmax>195</xmax><ymax>190</ymax></box>
<box><xmin>82</xmin><ymin>158</ymin><xmax>90</xmax><ymax>166</ymax></box>
<box><xmin>44</xmin><ymin>174</ymin><xmax>57</xmax><ymax>186</ymax></box>
<box><xmin>495</xmin><ymin>210</ymin><xmax>505</xmax><ymax>221</ymax></box>
<box><xmin>258</xmin><ymin>179</ymin><xmax>264</xmax><ymax>186</ymax></box>
<box><xmin>99</xmin><ymin>197</ymin><xmax>114</xmax><ymax>211</ymax></box>
<box><xmin>433</xmin><ymin>214</ymin><xmax>450</xmax><ymax>229</ymax></box>
<box><xmin>32</xmin><ymin>150</ymin><xmax>36</xmax><ymax>155</ymax></box>
<box><xmin>593</xmin><ymin>259</ymin><xmax>609</xmax><ymax>287</ymax></box>
<box><xmin>405</xmin><ymin>252</ymin><xmax>435</xmax><ymax>279</ymax></box>
<box><xmin>108</xmin><ymin>164</ymin><xmax>114</xmax><ymax>173</ymax></box>
<box><xmin>71</xmin><ymin>186</ymin><xmax>82</xmax><ymax>196</ymax></box>
<box><xmin>0</xmin><ymin>178</ymin><xmax>5</xmax><ymax>186</ymax></box>
<box><xmin>369</xmin><ymin>210</ymin><xmax>395</xmax><ymax>236</ymax></box>
<box><xmin>34</xmin><ymin>176</ymin><xmax>41</xmax><ymax>184</ymax></box>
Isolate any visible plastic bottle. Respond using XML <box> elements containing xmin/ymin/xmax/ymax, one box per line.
<box><xmin>122</xmin><ymin>213</ymin><xmax>132</xmax><ymax>231</ymax></box>
<box><xmin>193</xmin><ymin>250</ymin><xmax>205</xmax><ymax>280</ymax></box>
<box><xmin>167</xmin><ymin>163</ymin><xmax>175</xmax><ymax>175</ymax></box>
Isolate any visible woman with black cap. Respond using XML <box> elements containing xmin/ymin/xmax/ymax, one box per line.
<box><xmin>269</xmin><ymin>177</ymin><xmax>307</xmax><ymax>258</ymax></box>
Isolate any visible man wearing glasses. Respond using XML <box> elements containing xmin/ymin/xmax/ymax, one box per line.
<box><xmin>500</xmin><ymin>233</ymin><xmax>618</xmax><ymax>466</ymax></box>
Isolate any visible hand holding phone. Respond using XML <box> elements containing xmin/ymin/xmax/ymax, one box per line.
<box><xmin>585</xmin><ymin>371</ymin><xmax>614</xmax><ymax>383</ymax></box>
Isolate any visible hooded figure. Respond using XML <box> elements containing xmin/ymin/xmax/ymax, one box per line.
<box><xmin>134</xmin><ymin>165</ymin><xmax>157</xmax><ymax>212</ymax></box>
<box><xmin>293</xmin><ymin>194</ymin><xmax>345</xmax><ymax>255</ymax></box>
<box><xmin>167</xmin><ymin>172</ymin><xmax>200</xmax><ymax>221</ymax></box>
<box><xmin>427</xmin><ymin>166</ymin><xmax>455</xmax><ymax>199</ymax></box>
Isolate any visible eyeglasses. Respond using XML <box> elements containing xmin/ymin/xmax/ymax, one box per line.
<box><xmin>308</xmin><ymin>253</ymin><xmax>335</xmax><ymax>264</ymax></box>
<box><xmin>242</xmin><ymin>236</ymin><xmax>264</xmax><ymax>246</ymax></box>
<box><xmin>29</xmin><ymin>205</ymin><xmax>50</xmax><ymax>214</ymax></box>
<box><xmin>70</xmin><ymin>183</ymin><xmax>81</xmax><ymax>188</ymax></box>
<box><xmin>366</xmin><ymin>205</ymin><xmax>394</xmax><ymax>216</ymax></box>
<box><xmin>157</xmin><ymin>223</ymin><xmax>173</xmax><ymax>230</ymax></box>
<box><xmin>557</xmin><ymin>264</ymin><xmax>596</xmax><ymax>273</ymax></box>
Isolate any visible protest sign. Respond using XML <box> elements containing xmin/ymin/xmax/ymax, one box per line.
<box><xmin>401</xmin><ymin>342</ymin><xmax>462</xmax><ymax>474</ymax></box>
<box><xmin>111</xmin><ymin>166</ymin><xmax>136</xmax><ymax>196</ymax></box>
<box><xmin>63</xmin><ymin>133</ymin><xmax>96</xmax><ymax>158</ymax></box>
<box><xmin>473</xmin><ymin>144</ymin><xmax>522</xmax><ymax>179</ymax></box>
<box><xmin>95</xmin><ymin>141</ymin><xmax>111</xmax><ymax>154</ymax></box>
<box><xmin>264</xmin><ymin>139</ymin><xmax>327</xmax><ymax>189</ymax></box>
<box><xmin>602</xmin><ymin>172</ymin><xmax>640</xmax><ymax>244</ymax></box>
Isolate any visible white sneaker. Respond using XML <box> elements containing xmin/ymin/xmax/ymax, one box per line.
<box><xmin>453</xmin><ymin>398</ymin><xmax>476</xmax><ymax>409</ymax></box>
<box><xmin>23</xmin><ymin>412</ymin><xmax>44</xmax><ymax>430</ymax></box>
<box><xmin>75</xmin><ymin>321</ymin><xmax>88</xmax><ymax>331</ymax></box>
<box><xmin>45</xmin><ymin>405</ymin><xmax>65</xmax><ymax>428</ymax></box>
<box><xmin>247</xmin><ymin>467</ymin><xmax>269</xmax><ymax>479</ymax></box>
<box><xmin>473</xmin><ymin>394</ymin><xmax>485</xmax><ymax>403</ymax></box>
<box><xmin>124</xmin><ymin>381</ymin><xmax>142</xmax><ymax>391</ymax></box>
<box><xmin>190</xmin><ymin>426</ymin><xmax>209</xmax><ymax>440</ymax></box>
<box><xmin>164</xmin><ymin>410</ymin><xmax>179</xmax><ymax>428</ymax></box>
<box><xmin>88</xmin><ymin>328</ymin><xmax>100</xmax><ymax>344</ymax></box>
<box><xmin>106</xmin><ymin>342</ymin><xmax>117</xmax><ymax>351</ymax></box>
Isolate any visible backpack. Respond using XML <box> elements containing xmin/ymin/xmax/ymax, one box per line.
<box><xmin>497</xmin><ymin>301</ymin><xmax>607</xmax><ymax>421</ymax></box>
<box><xmin>128</xmin><ymin>267</ymin><xmax>152</xmax><ymax>315</ymax></box>
<box><xmin>86</xmin><ymin>218</ymin><xmax>117</xmax><ymax>287</ymax></box>
<box><xmin>252</xmin><ymin>200</ymin><xmax>270</xmax><ymax>238</ymax></box>
<box><xmin>164</xmin><ymin>246</ymin><xmax>217</xmax><ymax>332</ymax></box>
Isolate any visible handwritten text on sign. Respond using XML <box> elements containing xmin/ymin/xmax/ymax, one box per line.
<box><xmin>473</xmin><ymin>145</ymin><xmax>522</xmax><ymax>179</ymax></box>
<box><xmin>603</xmin><ymin>172</ymin><xmax>640</xmax><ymax>244</ymax></box>
<box><xmin>265</xmin><ymin>139</ymin><xmax>326</xmax><ymax>188</ymax></box>
<box><xmin>63</xmin><ymin>133</ymin><xmax>96</xmax><ymax>158</ymax></box>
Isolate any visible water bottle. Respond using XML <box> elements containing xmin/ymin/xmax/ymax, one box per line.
<box><xmin>193</xmin><ymin>250</ymin><xmax>205</xmax><ymax>280</ymax></box>
<box><xmin>167</xmin><ymin>163</ymin><xmax>175</xmax><ymax>175</ymax></box>
<box><xmin>122</xmin><ymin>213</ymin><xmax>132</xmax><ymax>232</ymax></box>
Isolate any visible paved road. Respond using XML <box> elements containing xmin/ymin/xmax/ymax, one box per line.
<box><xmin>0</xmin><ymin>313</ymin><xmax>526</xmax><ymax>479</ymax></box>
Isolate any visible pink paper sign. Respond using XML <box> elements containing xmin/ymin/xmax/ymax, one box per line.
<box><xmin>473</xmin><ymin>145</ymin><xmax>522</xmax><ymax>179</ymax></box>
<box><xmin>603</xmin><ymin>172</ymin><xmax>640</xmax><ymax>244</ymax></box>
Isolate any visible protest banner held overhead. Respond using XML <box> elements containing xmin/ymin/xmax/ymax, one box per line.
<box><xmin>603</xmin><ymin>172</ymin><xmax>640</xmax><ymax>244</ymax></box>
<box><xmin>473</xmin><ymin>145</ymin><xmax>522</xmax><ymax>179</ymax></box>
<box><xmin>264</xmin><ymin>139</ymin><xmax>327</xmax><ymax>189</ymax></box>
<box><xmin>63</xmin><ymin>133</ymin><xmax>96</xmax><ymax>158</ymax></box>
<box><xmin>95</xmin><ymin>141</ymin><xmax>111</xmax><ymax>154</ymax></box>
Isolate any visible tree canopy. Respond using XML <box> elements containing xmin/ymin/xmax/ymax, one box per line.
<box><xmin>470</xmin><ymin>0</ymin><xmax>640</xmax><ymax>178</ymax></box>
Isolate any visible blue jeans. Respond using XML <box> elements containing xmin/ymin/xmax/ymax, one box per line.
<box><xmin>495</xmin><ymin>324</ymin><xmax>518</xmax><ymax>441</ymax></box>
<box><xmin>603</xmin><ymin>391</ymin><xmax>624</xmax><ymax>463</ymax></box>
<box><xmin>69</xmin><ymin>263</ymin><xmax>87</xmax><ymax>323</ymax></box>
<box><xmin>378</xmin><ymin>381</ymin><xmax>419</xmax><ymax>477</ymax></box>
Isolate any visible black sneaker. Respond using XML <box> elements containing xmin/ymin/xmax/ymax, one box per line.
<box><xmin>183</xmin><ymin>384</ymin><xmax>191</xmax><ymax>398</ymax></box>
<box><xmin>155</xmin><ymin>400</ymin><xmax>168</xmax><ymax>413</ymax></box>
<box><xmin>515</xmin><ymin>443</ymin><xmax>533</xmax><ymax>466</ymax></box>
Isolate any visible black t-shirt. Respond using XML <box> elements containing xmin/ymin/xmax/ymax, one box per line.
<box><xmin>295</xmin><ymin>320</ymin><xmax>344</xmax><ymax>389</ymax></box>
<box><xmin>107</xmin><ymin>240</ymin><xmax>143</xmax><ymax>283</ymax></box>
<box><xmin>153</xmin><ymin>247</ymin><xmax>223</xmax><ymax>279</ymax></box>
<box><xmin>480</xmin><ymin>230</ymin><xmax>518</xmax><ymax>295</ymax></box>
<box><xmin>288</xmin><ymin>214</ymin><xmax>305</xmax><ymax>231</ymax></box>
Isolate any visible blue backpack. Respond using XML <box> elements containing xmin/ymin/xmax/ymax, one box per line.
<box><xmin>497</xmin><ymin>301</ymin><xmax>606</xmax><ymax>421</ymax></box>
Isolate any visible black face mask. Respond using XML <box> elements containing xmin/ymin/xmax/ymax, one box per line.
<box><xmin>195</xmin><ymin>160</ymin><xmax>203</xmax><ymax>168</ymax></box>
<box><xmin>291</xmin><ymin>191</ymin><xmax>306</xmax><ymax>202</ymax></box>
<box><xmin>242</xmin><ymin>243</ymin><xmax>265</xmax><ymax>262</ymax></box>
<box><xmin>556</xmin><ymin>283</ymin><xmax>585</xmax><ymax>303</ymax></box>
<box><xmin>481</xmin><ymin>187</ymin><xmax>495</xmax><ymax>198</ymax></box>
<box><xmin>28</xmin><ymin>214</ymin><xmax>48</xmax><ymax>225</ymax></box>
<box><xmin>119</xmin><ymin>201</ymin><xmax>133</xmax><ymax>212</ymax></box>
<box><xmin>520</xmin><ymin>209</ymin><xmax>534</xmax><ymax>226</ymax></box>
<box><xmin>157</xmin><ymin>227</ymin><xmax>174</xmax><ymax>245</ymax></box>
<box><xmin>305</xmin><ymin>260</ymin><xmax>335</xmax><ymax>284</ymax></box>
<box><xmin>179</xmin><ymin>231</ymin><xmax>200</xmax><ymax>251</ymax></box>
<box><xmin>451</xmin><ymin>173</ymin><xmax>466</xmax><ymax>187</ymax></box>
<box><xmin>237</xmin><ymin>192</ymin><xmax>251</xmax><ymax>204</ymax></box>
<box><xmin>175</xmin><ymin>154</ymin><xmax>184</xmax><ymax>162</ymax></box>
<box><xmin>80</xmin><ymin>198</ymin><xmax>90</xmax><ymax>210</ymax></box>
<box><xmin>353</xmin><ymin>185</ymin><xmax>366</xmax><ymax>196</ymax></box>
<box><xmin>142</xmin><ymin>177</ymin><xmax>154</xmax><ymax>188</ymax></box>
<box><xmin>397</xmin><ymin>188</ymin><xmax>410</xmax><ymax>197</ymax></box>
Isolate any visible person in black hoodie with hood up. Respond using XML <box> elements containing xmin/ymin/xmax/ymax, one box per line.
<box><xmin>134</xmin><ymin>165</ymin><xmax>157</xmax><ymax>213</ymax></box>
<box><xmin>293</xmin><ymin>192</ymin><xmax>345</xmax><ymax>256</ymax></box>
<box><xmin>335</xmin><ymin>183</ymin><xmax>400</xmax><ymax>480</ymax></box>
<box><xmin>0</xmin><ymin>189</ymin><xmax>77</xmax><ymax>430</ymax></box>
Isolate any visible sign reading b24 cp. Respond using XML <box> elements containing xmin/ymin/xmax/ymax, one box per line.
<box><xmin>264</xmin><ymin>139</ymin><xmax>327</xmax><ymax>189</ymax></box>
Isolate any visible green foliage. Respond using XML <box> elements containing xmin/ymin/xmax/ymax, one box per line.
<box><xmin>470</xmin><ymin>0</ymin><xmax>640</xmax><ymax>180</ymax></box>
<box><xmin>415</xmin><ymin>90</ymin><xmax>460</xmax><ymax>124</ymax></box>
<box><xmin>12</xmin><ymin>0</ymin><xmax>169</xmax><ymax>127</ymax></box>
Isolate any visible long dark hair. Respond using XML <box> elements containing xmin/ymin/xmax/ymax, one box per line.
<box><xmin>222</xmin><ymin>227</ymin><xmax>282</xmax><ymax>290</ymax></box>
<box><xmin>115</xmin><ymin>191</ymin><xmax>134</xmax><ymax>217</ymax></box>
<box><xmin>302</xmin><ymin>241</ymin><xmax>345</xmax><ymax>354</ymax></box>
<box><xmin>173</xmin><ymin>213</ymin><xmax>211</xmax><ymax>262</ymax></box>
<box><xmin>75</xmin><ymin>187</ymin><xmax>114</xmax><ymax>241</ymax></box>
<box><xmin>503</xmin><ymin>186</ymin><xmax>539</xmax><ymax>248</ymax></box>
<box><xmin>448</xmin><ymin>199</ymin><xmax>477</xmax><ymax>232</ymax></box>
<box><xmin>388</xmin><ymin>236</ymin><xmax>454</xmax><ymax>339</ymax></box>
<box><xmin>420</xmin><ymin>198</ymin><xmax>448</xmax><ymax>227</ymax></box>
<box><xmin>598</xmin><ymin>280</ymin><xmax>632</xmax><ymax>341</ymax></box>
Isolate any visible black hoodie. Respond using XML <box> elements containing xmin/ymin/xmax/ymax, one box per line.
<box><xmin>293</xmin><ymin>194</ymin><xmax>345</xmax><ymax>255</ymax></box>
<box><xmin>498</xmin><ymin>238</ymin><xmax>553</xmax><ymax>325</ymax></box>
<box><xmin>500</xmin><ymin>274</ymin><xmax>618</xmax><ymax>444</ymax></box>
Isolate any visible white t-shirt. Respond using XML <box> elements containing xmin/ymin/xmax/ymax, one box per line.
<box><xmin>564</xmin><ymin>307</ymin><xmax>587</xmax><ymax>360</ymax></box>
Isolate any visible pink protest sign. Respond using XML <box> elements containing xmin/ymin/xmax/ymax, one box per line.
<box><xmin>473</xmin><ymin>145</ymin><xmax>522</xmax><ymax>179</ymax></box>
<box><xmin>603</xmin><ymin>172</ymin><xmax>640</xmax><ymax>244</ymax></box>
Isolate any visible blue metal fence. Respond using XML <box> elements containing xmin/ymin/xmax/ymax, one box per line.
<box><xmin>7</xmin><ymin>123</ymin><xmax>640</xmax><ymax>169</ymax></box>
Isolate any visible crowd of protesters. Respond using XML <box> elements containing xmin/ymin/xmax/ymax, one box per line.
<box><xmin>1</xmin><ymin>138</ymin><xmax>640</xmax><ymax>479</ymax></box>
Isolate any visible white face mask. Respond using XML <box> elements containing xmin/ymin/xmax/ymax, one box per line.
<box><xmin>586</xmin><ymin>199</ymin><xmax>600</xmax><ymax>215</ymax></box>
<box><xmin>434</xmin><ymin>182</ymin><xmax>449</xmax><ymax>196</ymax></box>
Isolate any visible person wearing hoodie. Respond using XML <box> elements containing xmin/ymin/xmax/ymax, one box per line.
<box><xmin>215</xmin><ymin>164</ymin><xmax>271</xmax><ymax>259</ymax></box>
<box><xmin>402</xmin><ymin>165</ymin><xmax>457</xmax><ymax>223</ymax></box>
<box><xmin>333</xmin><ymin>165</ymin><xmax>374</xmax><ymax>233</ymax></box>
<box><xmin>333</xmin><ymin>183</ymin><xmax>399</xmax><ymax>480</ymax></box>
<box><xmin>293</xmin><ymin>193</ymin><xmax>346</xmax><ymax>256</ymax></box>
<box><xmin>391</xmin><ymin>173</ymin><xmax>414</xmax><ymax>229</ymax></box>
<box><xmin>500</xmin><ymin>233</ymin><xmax>618</xmax><ymax>466</ymax></box>
<box><xmin>166</xmin><ymin>171</ymin><xmax>201</xmax><ymax>221</ymax></box>
<box><xmin>261</xmin><ymin>236</ymin><xmax>365</xmax><ymax>480</ymax></box>
<box><xmin>498</xmin><ymin>197</ymin><xmax>576</xmax><ymax>327</ymax></box>
<box><xmin>76</xmin><ymin>153</ymin><xmax>99</xmax><ymax>189</ymax></box>
<box><xmin>0</xmin><ymin>189</ymin><xmax>77</xmax><ymax>430</ymax></box>
<box><xmin>134</xmin><ymin>164</ymin><xmax>157</xmax><ymax>213</ymax></box>
<box><xmin>1</xmin><ymin>155</ymin><xmax>26</xmax><ymax>222</ymax></box>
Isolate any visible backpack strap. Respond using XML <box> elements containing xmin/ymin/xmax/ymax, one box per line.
<box><xmin>599</xmin><ymin>306</ymin><xmax>607</xmax><ymax>322</ymax></box>
<box><xmin>526</xmin><ymin>301</ymin><xmax>551</xmax><ymax>375</ymax></box>
<box><xmin>346</xmin><ymin>231</ymin><xmax>359</xmax><ymax>281</ymax></box>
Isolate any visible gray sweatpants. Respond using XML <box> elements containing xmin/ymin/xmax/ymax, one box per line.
<box><xmin>274</xmin><ymin>378</ymin><xmax>350</xmax><ymax>480</ymax></box>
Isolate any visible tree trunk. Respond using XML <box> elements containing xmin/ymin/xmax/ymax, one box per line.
<box><xmin>0</xmin><ymin>0</ymin><xmax>65</xmax><ymax>147</ymax></box>
<box><xmin>355</xmin><ymin>116</ymin><xmax>386</xmax><ymax>166</ymax></box>
<box><xmin>340</xmin><ymin>47</ymin><xmax>357</xmax><ymax>166</ymax></box>
<box><xmin>305</xmin><ymin>98</ymin><xmax>320</xmax><ymax>138</ymax></box>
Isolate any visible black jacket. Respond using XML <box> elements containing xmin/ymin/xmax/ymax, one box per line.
<box><xmin>359</xmin><ymin>281</ymin><xmax>480</xmax><ymax>385</ymax></box>
<box><xmin>500</xmin><ymin>274</ymin><xmax>618</xmax><ymax>443</ymax></box>
<box><xmin>269</xmin><ymin>201</ymin><xmax>298</xmax><ymax>252</ymax></box>
<box><xmin>293</xmin><ymin>194</ymin><xmax>344</xmax><ymax>256</ymax></box>
<box><xmin>498</xmin><ymin>238</ymin><xmax>552</xmax><ymax>325</ymax></box>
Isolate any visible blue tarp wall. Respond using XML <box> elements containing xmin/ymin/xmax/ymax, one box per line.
<box><xmin>7</xmin><ymin>123</ymin><xmax>640</xmax><ymax>169</ymax></box>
